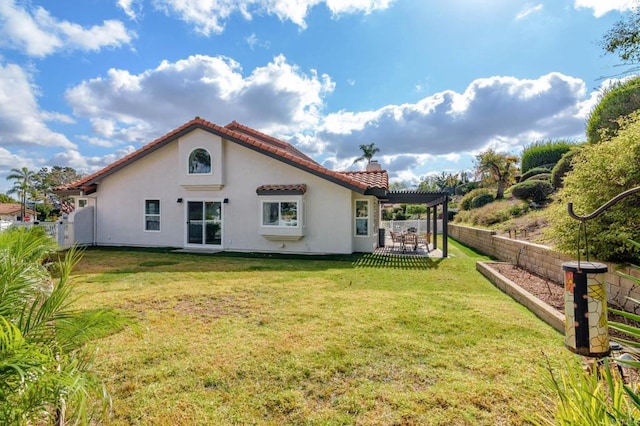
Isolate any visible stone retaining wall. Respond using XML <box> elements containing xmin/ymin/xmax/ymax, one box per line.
<box><xmin>449</xmin><ymin>223</ymin><xmax>640</xmax><ymax>312</ymax></box>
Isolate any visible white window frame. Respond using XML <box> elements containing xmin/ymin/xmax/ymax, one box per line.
<box><xmin>187</xmin><ymin>147</ymin><xmax>212</xmax><ymax>175</ymax></box>
<box><xmin>144</xmin><ymin>199</ymin><xmax>161</xmax><ymax>232</ymax></box>
<box><xmin>354</xmin><ymin>199</ymin><xmax>369</xmax><ymax>237</ymax></box>
<box><xmin>260</xmin><ymin>200</ymin><xmax>300</xmax><ymax>228</ymax></box>
<box><xmin>77</xmin><ymin>198</ymin><xmax>88</xmax><ymax>208</ymax></box>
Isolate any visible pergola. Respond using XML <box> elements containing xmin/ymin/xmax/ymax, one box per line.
<box><xmin>381</xmin><ymin>191</ymin><xmax>450</xmax><ymax>258</ymax></box>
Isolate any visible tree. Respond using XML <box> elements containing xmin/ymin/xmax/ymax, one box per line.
<box><xmin>0</xmin><ymin>193</ymin><xmax>16</xmax><ymax>203</ymax></box>
<box><xmin>546</xmin><ymin>113</ymin><xmax>640</xmax><ymax>262</ymax></box>
<box><xmin>0</xmin><ymin>227</ymin><xmax>129</xmax><ymax>424</ymax></box>
<box><xmin>586</xmin><ymin>77</ymin><xmax>640</xmax><ymax>143</ymax></box>
<box><xmin>6</xmin><ymin>167</ymin><xmax>36</xmax><ymax>221</ymax></box>
<box><xmin>474</xmin><ymin>150</ymin><xmax>519</xmax><ymax>199</ymax></box>
<box><xmin>353</xmin><ymin>143</ymin><xmax>380</xmax><ymax>166</ymax></box>
<box><xmin>600</xmin><ymin>6</ymin><xmax>640</xmax><ymax>65</ymax></box>
<box><xmin>33</xmin><ymin>167</ymin><xmax>83</xmax><ymax>220</ymax></box>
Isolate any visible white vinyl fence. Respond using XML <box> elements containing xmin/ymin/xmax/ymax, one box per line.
<box><xmin>381</xmin><ymin>219</ymin><xmax>443</xmax><ymax>235</ymax></box>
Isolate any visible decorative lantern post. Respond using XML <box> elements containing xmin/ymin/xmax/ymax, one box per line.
<box><xmin>562</xmin><ymin>260</ymin><xmax>609</xmax><ymax>357</ymax></box>
<box><xmin>564</xmin><ymin>186</ymin><xmax>640</xmax><ymax>357</ymax></box>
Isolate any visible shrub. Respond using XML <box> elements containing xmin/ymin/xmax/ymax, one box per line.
<box><xmin>471</xmin><ymin>193</ymin><xmax>495</xmax><ymax>209</ymax></box>
<box><xmin>550</xmin><ymin>147</ymin><xmax>583</xmax><ymax>189</ymax></box>
<box><xmin>520</xmin><ymin>167</ymin><xmax>551</xmax><ymax>181</ymax></box>
<box><xmin>526</xmin><ymin>173</ymin><xmax>551</xmax><ymax>182</ymax></box>
<box><xmin>454</xmin><ymin>182</ymin><xmax>479</xmax><ymax>196</ymax></box>
<box><xmin>453</xmin><ymin>199</ymin><xmax>528</xmax><ymax>226</ymax></box>
<box><xmin>511</xmin><ymin>180</ymin><xmax>554</xmax><ymax>203</ymax></box>
<box><xmin>521</xmin><ymin>140</ymin><xmax>573</xmax><ymax>173</ymax></box>
<box><xmin>546</xmin><ymin>114</ymin><xmax>640</xmax><ymax>262</ymax></box>
<box><xmin>459</xmin><ymin>188</ymin><xmax>492</xmax><ymax>210</ymax></box>
<box><xmin>586</xmin><ymin>76</ymin><xmax>640</xmax><ymax>143</ymax></box>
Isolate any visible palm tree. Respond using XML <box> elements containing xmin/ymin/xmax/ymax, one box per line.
<box><xmin>0</xmin><ymin>227</ymin><xmax>130</xmax><ymax>424</ymax></box>
<box><xmin>6</xmin><ymin>167</ymin><xmax>36</xmax><ymax>222</ymax></box>
<box><xmin>353</xmin><ymin>143</ymin><xmax>380</xmax><ymax>166</ymax></box>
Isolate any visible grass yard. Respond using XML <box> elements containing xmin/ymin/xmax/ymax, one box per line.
<box><xmin>71</xmin><ymin>240</ymin><xmax>574</xmax><ymax>425</ymax></box>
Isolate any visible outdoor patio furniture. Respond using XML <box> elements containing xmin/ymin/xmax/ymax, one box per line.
<box><xmin>404</xmin><ymin>233</ymin><xmax>418</xmax><ymax>252</ymax></box>
<box><xmin>390</xmin><ymin>231</ymin><xmax>404</xmax><ymax>251</ymax></box>
<box><xmin>418</xmin><ymin>233</ymin><xmax>431</xmax><ymax>250</ymax></box>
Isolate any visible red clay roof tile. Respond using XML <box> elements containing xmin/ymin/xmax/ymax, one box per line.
<box><xmin>58</xmin><ymin>117</ymin><xmax>388</xmax><ymax>194</ymax></box>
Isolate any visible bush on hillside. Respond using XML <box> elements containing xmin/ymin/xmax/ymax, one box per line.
<box><xmin>526</xmin><ymin>173</ymin><xmax>551</xmax><ymax>182</ymax></box>
<box><xmin>455</xmin><ymin>182</ymin><xmax>479</xmax><ymax>196</ymax></box>
<box><xmin>520</xmin><ymin>167</ymin><xmax>551</xmax><ymax>182</ymax></box>
<box><xmin>547</xmin><ymin>113</ymin><xmax>640</xmax><ymax>262</ymax></box>
<box><xmin>452</xmin><ymin>199</ymin><xmax>529</xmax><ymax>227</ymax></box>
<box><xmin>586</xmin><ymin>76</ymin><xmax>640</xmax><ymax>143</ymax></box>
<box><xmin>521</xmin><ymin>140</ymin><xmax>573</xmax><ymax>173</ymax></box>
<box><xmin>459</xmin><ymin>188</ymin><xmax>492</xmax><ymax>210</ymax></box>
<box><xmin>550</xmin><ymin>147</ymin><xmax>583</xmax><ymax>189</ymax></box>
<box><xmin>511</xmin><ymin>180</ymin><xmax>554</xmax><ymax>203</ymax></box>
<box><xmin>471</xmin><ymin>193</ymin><xmax>495</xmax><ymax>209</ymax></box>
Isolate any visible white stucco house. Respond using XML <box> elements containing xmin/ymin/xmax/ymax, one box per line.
<box><xmin>56</xmin><ymin>117</ymin><xmax>393</xmax><ymax>254</ymax></box>
<box><xmin>0</xmin><ymin>203</ymin><xmax>36</xmax><ymax>222</ymax></box>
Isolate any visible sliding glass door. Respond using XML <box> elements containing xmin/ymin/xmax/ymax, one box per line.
<box><xmin>187</xmin><ymin>201</ymin><xmax>222</xmax><ymax>246</ymax></box>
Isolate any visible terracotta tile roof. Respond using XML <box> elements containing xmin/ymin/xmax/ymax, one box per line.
<box><xmin>339</xmin><ymin>170</ymin><xmax>389</xmax><ymax>189</ymax></box>
<box><xmin>0</xmin><ymin>203</ymin><xmax>35</xmax><ymax>215</ymax></box>
<box><xmin>57</xmin><ymin>117</ymin><xmax>389</xmax><ymax>195</ymax></box>
<box><xmin>256</xmin><ymin>184</ymin><xmax>307</xmax><ymax>194</ymax></box>
<box><xmin>225</xmin><ymin>121</ymin><xmax>316</xmax><ymax>163</ymax></box>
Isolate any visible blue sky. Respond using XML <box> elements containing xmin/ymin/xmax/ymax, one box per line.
<box><xmin>0</xmin><ymin>0</ymin><xmax>634</xmax><ymax>192</ymax></box>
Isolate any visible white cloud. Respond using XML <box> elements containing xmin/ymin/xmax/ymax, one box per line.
<box><xmin>574</xmin><ymin>0</ymin><xmax>637</xmax><ymax>18</ymax></box>
<box><xmin>66</xmin><ymin>54</ymin><xmax>334</xmax><ymax>143</ymax></box>
<box><xmin>316</xmin><ymin>73</ymin><xmax>590</xmax><ymax>170</ymax></box>
<box><xmin>51</xmin><ymin>145</ymin><xmax>136</xmax><ymax>174</ymax></box>
<box><xmin>152</xmin><ymin>0</ymin><xmax>394</xmax><ymax>35</ymax></box>
<box><xmin>0</xmin><ymin>62</ymin><xmax>76</xmax><ymax>149</ymax></box>
<box><xmin>516</xmin><ymin>3</ymin><xmax>543</xmax><ymax>20</ymax></box>
<box><xmin>0</xmin><ymin>0</ymin><xmax>135</xmax><ymax>57</ymax></box>
<box><xmin>117</xmin><ymin>0</ymin><xmax>142</xmax><ymax>20</ymax></box>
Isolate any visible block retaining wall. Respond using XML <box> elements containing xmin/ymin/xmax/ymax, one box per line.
<box><xmin>449</xmin><ymin>224</ymin><xmax>640</xmax><ymax>312</ymax></box>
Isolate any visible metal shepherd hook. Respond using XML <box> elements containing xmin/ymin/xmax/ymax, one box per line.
<box><xmin>567</xmin><ymin>186</ymin><xmax>640</xmax><ymax>268</ymax></box>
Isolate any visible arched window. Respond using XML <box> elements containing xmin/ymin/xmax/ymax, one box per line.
<box><xmin>188</xmin><ymin>148</ymin><xmax>211</xmax><ymax>174</ymax></box>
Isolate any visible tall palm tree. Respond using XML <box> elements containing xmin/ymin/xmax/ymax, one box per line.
<box><xmin>353</xmin><ymin>143</ymin><xmax>380</xmax><ymax>166</ymax></box>
<box><xmin>6</xmin><ymin>167</ymin><xmax>36</xmax><ymax>222</ymax></box>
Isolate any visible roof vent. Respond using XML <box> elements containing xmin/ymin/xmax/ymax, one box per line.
<box><xmin>366</xmin><ymin>160</ymin><xmax>382</xmax><ymax>172</ymax></box>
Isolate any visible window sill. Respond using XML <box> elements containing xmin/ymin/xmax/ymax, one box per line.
<box><xmin>261</xmin><ymin>234</ymin><xmax>304</xmax><ymax>241</ymax></box>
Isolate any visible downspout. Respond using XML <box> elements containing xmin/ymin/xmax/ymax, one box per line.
<box><xmin>93</xmin><ymin>196</ymin><xmax>97</xmax><ymax>246</ymax></box>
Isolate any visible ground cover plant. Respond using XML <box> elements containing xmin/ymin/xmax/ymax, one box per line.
<box><xmin>69</xmin><ymin>241</ymin><xmax>576</xmax><ymax>425</ymax></box>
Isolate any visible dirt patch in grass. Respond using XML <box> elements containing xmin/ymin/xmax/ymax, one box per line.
<box><xmin>118</xmin><ymin>294</ymin><xmax>260</xmax><ymax>322</ymax></box>
<box><xmin>173</xmin><ymin>294</ymin><xmax>256</xmax><ymax>320</ymax></box>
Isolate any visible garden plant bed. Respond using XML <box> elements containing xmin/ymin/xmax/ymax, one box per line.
<box><xmin>490</xmin><ymin>263</ymin><xmax>564</xmax><ymax>312</ymax></box>
<box><xmin>484</xmin><ymin>262</ymin><xmax>640</xmax><ymax>342</ymax></box>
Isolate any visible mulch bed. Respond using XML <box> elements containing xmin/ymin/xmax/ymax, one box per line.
<box><xmin>489</xmin><ymin>263</ymin><xmax>640</xmax><ymax>342</ymax></box>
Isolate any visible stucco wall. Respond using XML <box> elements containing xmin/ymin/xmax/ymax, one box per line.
<box><xmin>86</xmin><ymin>129</ymin><xmax>377</xmax><ymax>254</ymax></box>
<box><xmin>449</xmin><ymin>223</ymin><xmax>640</xmax><ymax>312</ymax></box>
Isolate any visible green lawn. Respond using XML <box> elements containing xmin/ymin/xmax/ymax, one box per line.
<box><xmin>72</xmin><ymin>240</ymin><xmax>573</xmax><ymax>425</ymax></box>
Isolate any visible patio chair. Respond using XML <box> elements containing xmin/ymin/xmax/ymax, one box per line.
<box><xmin>390</xmin><ymin>231</ymin><xmax>404</xmax><ymax>251</ymax></box>
<box><xmin>404</xmin><ymin>233</ymin><xmax>418</xmax><ymax>252</ymax></box>
<box><xmin>418</xmin><ymin>233</ymin><xmax>431</xmax><ymax>250</ymax></box>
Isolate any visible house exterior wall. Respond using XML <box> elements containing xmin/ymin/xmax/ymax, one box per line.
<box><xmin>86</xmin><ymin>129</ymin><xmax>369</xmax><ymax>254</ymax></box>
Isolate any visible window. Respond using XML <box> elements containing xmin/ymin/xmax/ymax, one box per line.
<box><xmin>355</xmin><ymin>200</ymin><xmax>369</xmax><ymax>236</ymax></box>
<box><xmin>262</xmin><ymin>201</ymin><xmax>298</xmax><ymax>227</ymax></box>
<box><xmin>188</xmin><ymin>148</ymin><xmax>211</xmax><ymax>174</ymax></box>
<box><xmin>145</xmin><ymin>199</ymin><xmax>160</xmax><ymax>231</ymax></box>
<box><xmin>78</xmin><ymin>199</ymin><xmax>88</xmax><ymax>208</ymax></box>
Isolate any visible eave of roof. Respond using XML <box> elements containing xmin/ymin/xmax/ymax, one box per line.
<box><xmin>56</xmin><ymin>117</ymin><xmax>389</xmax><ymax>195</ymax></box>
